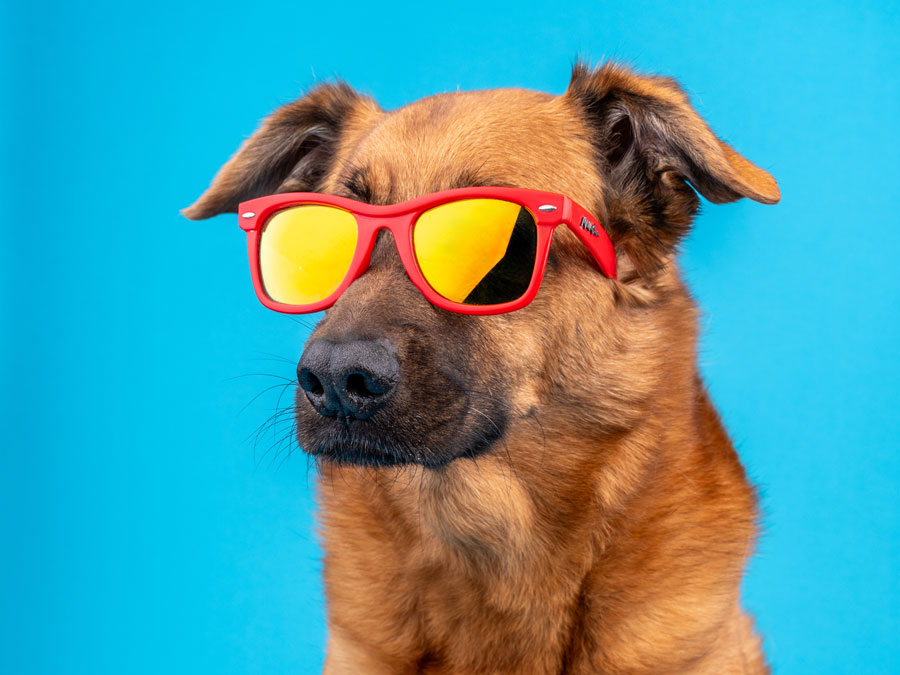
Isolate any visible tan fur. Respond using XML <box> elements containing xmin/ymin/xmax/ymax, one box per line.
<box><xmin>187</xmin><ymin>62</ymin><xmax>779</xmax><ymax>674</ymax></box>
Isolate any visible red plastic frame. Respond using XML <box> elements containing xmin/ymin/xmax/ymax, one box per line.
<box><xmin>238</xmin><ymin>186</ymin><xmax>617</xmax><ymax>316</ymax></box>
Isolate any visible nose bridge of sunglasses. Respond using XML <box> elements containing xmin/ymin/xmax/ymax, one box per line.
<box><xmin>352</xmin><ymin>213</ymin><xmax>411</xmax><ymax>243</ymax></box>
<box><xmin>348</xmin><ymin>213</ymin><xmax>415</xmax><ymax>271</ymax></box>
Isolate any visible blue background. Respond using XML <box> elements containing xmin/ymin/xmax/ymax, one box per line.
<box><xmin>2</xmin><ymin>1</ymin><xmax>898</xmax><ymax>672</ymax></box>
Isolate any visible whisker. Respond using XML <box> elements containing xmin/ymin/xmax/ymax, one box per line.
<box><xmin>240</xmin><ymin>381</ymin><xmax>295</xmax><ymax>415</ymax></box>
<box><xmin>250</xmin><ymin>350</ymin><xmax>298</xmax><ymax>365</ymax></box>
<box><xmin>249</xmin><ymin>406</ymin><xmax>298</xmax><ymax>462</ymax></box>
<box><xmin>289</xmin><ymin>315</ymin><xmax>321</xmax><ymax>332</ymax></box>
<box><xmin>226</xmin><ymin>372</ymin><xmax>296</xmax><ymax>383</ymax></box>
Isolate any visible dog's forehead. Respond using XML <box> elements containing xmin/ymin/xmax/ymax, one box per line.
<box><xmin>334</xmin><ymin>88</ymin><xmax>603</xmax><ymax>205</ymax></box>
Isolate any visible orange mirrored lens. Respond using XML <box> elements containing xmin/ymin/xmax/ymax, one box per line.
<box><xmin>413</xmin><ymin>199</ymin><xmax>537</xmax><ymax>305</ymax></box>
<box><xmin>259</xmin><ymin>205</ymin><xmax>358</xmax><ymax>305</ymax></box>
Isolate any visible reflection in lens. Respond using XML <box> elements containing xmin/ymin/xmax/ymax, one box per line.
<box><xmin>259</xmin><ymin>205</ymin><xmax>358</xmax><ymax>305</ymax></box>
<box><xmin>413</xmin><ymin>199</ymin><xmax>537</xmax><ymax>305</ymax></box>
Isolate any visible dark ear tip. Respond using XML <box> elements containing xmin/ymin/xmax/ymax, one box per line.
<box><xmin>181</xmin><ymin>204</ymin><xmax>204</xmax><ymax>220</ymax></box>
<box><xmin>181</xmin><ymin>201</ymin><xmax>218</xmax><ymax>220</ymax></box>
<box><xmin>181</xmin><ymin>194</ymin><xmax>237</xmax><ymax>220</ymax></box>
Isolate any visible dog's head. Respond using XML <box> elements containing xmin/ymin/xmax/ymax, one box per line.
<box><xmin>186</xmin><ymin>63</ymin><xmax>779</xmax><ymax>470</ymax></box>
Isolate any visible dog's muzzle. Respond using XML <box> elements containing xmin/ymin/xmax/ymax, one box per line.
<box><xmin>295</xmin><ymin>326</ymin><xmax>507</xmax><ymax>468</ymax></box>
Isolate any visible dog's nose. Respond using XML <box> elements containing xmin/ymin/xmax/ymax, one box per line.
<box><xmin>297</xmin><ymin>339</ymin><xmax>399</xmax><ymax>421</ymax></box>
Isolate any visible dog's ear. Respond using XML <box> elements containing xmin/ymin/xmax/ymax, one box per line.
<box><xmin>183</xmin><ymin>82</ymin><xmax>377</xmax><ymax>220</ymax></box>
<box><xmin>565</xmin><ymin>62</ymin><xmax>780</xmax><ymax>276</ymax></box>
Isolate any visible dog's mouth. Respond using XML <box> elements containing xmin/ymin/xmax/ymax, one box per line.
<box><xmin>300</xmin><ymin>408</ymin><xmax>507</xmax><ymax>469</ymax></box>
<box><xmin>310</xmin><ymin>434</ymin><xmax>415</xmax><ymax>468</ymax></box>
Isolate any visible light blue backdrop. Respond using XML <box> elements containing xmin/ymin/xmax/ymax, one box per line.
<box><xmin>2</xmin><ymin>0</ymin><xmax>898</xmax><ymax>672</ymax></box>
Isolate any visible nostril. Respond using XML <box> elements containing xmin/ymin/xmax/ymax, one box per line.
<box><xmin>345</xmin><ymin>372</ymin><xmax>384</xmax><ymax>399</ymax></box>
<box><xmin>298</xmin><ymin>368</ymin><xmax>324</xmax><ymax>395</ymax></box>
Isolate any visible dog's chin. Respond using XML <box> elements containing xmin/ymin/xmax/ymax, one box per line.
<box><xmin>310</xmin><ymin>439</ymin><xmax>413</xmax><ymax>468</ymax></box>
<box><xmin>301</xmin><ymin>419</ymin><xmax>505</xmax><ymax>469</ymax></box>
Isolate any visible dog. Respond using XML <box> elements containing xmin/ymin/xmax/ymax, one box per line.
<box><xmin>185</xmin><ymin>61</ymin><xmax>780</xmax><ymax>674</ymax></box>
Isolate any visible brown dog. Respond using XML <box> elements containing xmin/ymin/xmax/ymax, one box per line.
<box><xmin>186</xmin><ymin>62</ymin><xmax>779</xmax><ymax>674</ymax></box>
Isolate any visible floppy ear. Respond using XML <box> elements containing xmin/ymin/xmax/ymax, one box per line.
<box><xmin>565</xmin><ymin>62</ymin><xmax>780</xmax><ymax>276</ymax></box>
<box><xmin>183</xmin><ymin>82</ymin><xmax>378</xmax><ymax>220</ymax></box>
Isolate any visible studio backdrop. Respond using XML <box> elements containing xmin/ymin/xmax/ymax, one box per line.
<box><xmin>2</xmin><ymin>0</ymin><xmax>898</xmax><ymax>673</ymax></box>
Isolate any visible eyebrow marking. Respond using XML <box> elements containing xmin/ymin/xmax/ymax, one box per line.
<box><xmin>446</xmin><ymin>169</ymin><xmax>511</xmax><ymax>191</ymax></box>
<box><xmin>339</xmin><ymin>166</ymin><xmax>513</xmax><ymax>204</ymax></box>
<box><xmin>340</xmin><ymin>165</ymin><xmax>377</xmax><ymax>204</ymax></box>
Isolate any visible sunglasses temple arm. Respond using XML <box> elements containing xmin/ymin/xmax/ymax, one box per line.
<box><xmin>564</xmin><ymin>200</ymin><xmax>618</xmax><ymax>280</ymax></box>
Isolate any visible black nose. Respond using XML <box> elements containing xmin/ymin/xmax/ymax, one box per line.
<box><xmin>297</xmin><ymin>339</ymin><xmax>399</xmax><ymax>421</ymax></box>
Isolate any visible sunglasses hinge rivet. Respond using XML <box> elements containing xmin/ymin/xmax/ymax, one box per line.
<box><xmin>538</xmin><ymin>204</ymin><xmax>557</xmax><ymax>212</ymax></box>
<box><xmin>241</xmin><ymin>212</ymin><xmax>255</xmax><ymax>218</ymax></box>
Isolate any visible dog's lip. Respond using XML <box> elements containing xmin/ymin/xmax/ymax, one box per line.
<box><xmin>298</xmin><ymin>396</ymin><xmax>508</xmax><ymax>468</ymax></box>
<box><xmin>309</xmin><ymin>437</ymin><xmax>409</xmax><ymax>468</ymax></box>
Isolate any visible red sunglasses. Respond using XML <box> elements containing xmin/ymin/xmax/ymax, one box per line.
<box><xmin>238</xmin><ymin>186</ymin><xmax>616</xmax><ymax>316</ymax></box>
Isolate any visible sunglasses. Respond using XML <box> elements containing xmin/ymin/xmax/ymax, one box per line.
<box><xmin>237</xmin><ymin>186</ymin><xmax>617</xmax><ymax>316</ymax></box>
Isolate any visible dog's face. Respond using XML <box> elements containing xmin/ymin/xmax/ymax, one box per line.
<box><xmin>186</xmin><ymin>64</ymin><xmax>779</xmax><ymax>470</ymax></box>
